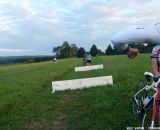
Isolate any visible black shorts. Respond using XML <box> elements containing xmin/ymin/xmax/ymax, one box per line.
<box><xmin>87</xmin><ymin>60</ymin><xmax>91</xmax><ymax>63</ymax></box>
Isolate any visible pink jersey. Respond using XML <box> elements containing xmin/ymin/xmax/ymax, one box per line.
<box><xmin>151</xmin><ymin>45</ymin><xmax>160</xmax><ymax>63</ymax></box>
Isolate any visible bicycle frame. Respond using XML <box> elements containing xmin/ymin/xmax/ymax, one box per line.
<box><xmin>133</xmin><ymin>80</ymin><xmax>160</xmax><ymax>128</ymax></box>
<box><xmin>134</xmin><ymin>81</ymin><xmax>156</xmax><ymax>108</ymax></box>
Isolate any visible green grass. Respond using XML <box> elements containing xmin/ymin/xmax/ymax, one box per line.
<box><xmin>0</xmin><ymin>54</ymin><xmax>152</xmax><ymax>130</ymax></box>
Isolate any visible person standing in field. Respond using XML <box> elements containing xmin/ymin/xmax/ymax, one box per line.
<box><xmin>83</xmin><ymin>52</ymin><xmax>92</xmax><ymax>66</ymax></box>
<box><xmin>111</xmin><ymin>23</ymin><xmax>160</xmax><ymax>77</ymax></box>
<box><xmin>53</xmin><ymin>57</ymin><xmax>57</xmax><ymax>63</ymax></box>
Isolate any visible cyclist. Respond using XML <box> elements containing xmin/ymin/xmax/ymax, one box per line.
<box><xmin>83</xmin><ymin>52</ymin><xmax>92</xmax><ymax>65</ymax></box>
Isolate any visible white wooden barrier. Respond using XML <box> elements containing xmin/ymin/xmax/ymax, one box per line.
<box><xmin>52</xmin><ymin>75</ymin><xmax>113</xmax><ymax>93</ymax></box>
<box><xmin>75</xmin><ymin>64</ymin><xmax>103</xmax><ymax>72</ymax></box>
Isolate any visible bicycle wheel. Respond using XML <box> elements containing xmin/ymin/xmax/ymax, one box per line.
<box><xmin>132</xmin><ymin>81</ymin><xmax>147</xmax><ymax>115</ymax></box>
<box><xmin>141</xmin><ymin>102</ymin><xmax>160</xmax><ymax>128</ymax></box>
<box><xmin>141</xmin><ymin>103</ymin><xmax>153</xmax><ymax>128</ymax></box>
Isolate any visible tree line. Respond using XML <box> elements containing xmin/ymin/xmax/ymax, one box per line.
<box><xmin>105</xmin><ymin>43</ymin><xmax>154</xmax><ymax>55</ymax></box>
<box><xmin>53</xmin><ymin>41</ymin><xmax>154</xmax><ymax>58</ymax></box>
<box><xmin>53</xmin><ymin>41</ymin><xmax>104</xmax><ymax>58</ymax></box>
<box><xmin>0</xmin><ymin>56</ymin><xmax>53</xmax><ymax>65</ymax></box>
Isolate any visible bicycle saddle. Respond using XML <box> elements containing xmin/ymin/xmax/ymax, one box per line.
<box><xmin>144</xmin><ymin>72</ymin><xmax>154</xmax><ymax>77</ymax></box>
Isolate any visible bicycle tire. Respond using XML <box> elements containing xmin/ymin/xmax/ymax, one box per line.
<box><xmin>141</xmin><ymin>102</ymin><xmax>155</xmax><ymax>128</ymax></box>
<box><xmin>131</xmin><ymin>80</ymin><xmax>150</xmax><ymax>126</ymax></box>
<box><xmin>132</xmin><ymin>81</ymin><xmax>146</xmax><ymax>115</ymax></box>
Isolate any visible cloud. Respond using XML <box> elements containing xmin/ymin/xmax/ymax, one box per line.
<box><xmin>0</xmin><ymin>0</ymin><xmax>160</xmax><ymax>56</ymax></box>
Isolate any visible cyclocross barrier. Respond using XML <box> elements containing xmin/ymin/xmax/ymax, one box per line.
<box><xmin>75</xmin><ymin>64</ymin><xmax>103</xmax><ymax>72</ymax></box>
<box><xmin>52</xmin><ymin>75</ymin><xmax>113</xmax><ymax>93</ymax></box>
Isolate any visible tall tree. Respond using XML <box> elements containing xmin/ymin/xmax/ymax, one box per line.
<box><xmin>60</xmin><ymin>41</ymin><xmax>72</xmax><ymax>58</ymax></box>
<box><xmin>53</xmin><ymin>41</ymin><xmax>78</xmax><ymax>58</ymax></box>
<box><xmin>53</xmin><ymin>46</ymin><xmax>62</xmax><ymax>57</ymax></box>
<box><xmin>105</xmin><ymin>44</ymin><xmax>114</xmax><ymax>55</ymax></box>
<box><xmin>90</xmin><ymin>44</ymin><xmax>98</xmax><ymax>57</ymax></box>
<box><xmin>77</xmin><ymin>47</ymin><xmax>85</xmax><ymax>58</ymax></box>
<box><xmin>62</xmin><ymin>41</ymin><xmax>69</xmax><ymax>48</ymax></box>
<box><xmin>71</xmin><ymin>44</ymin><xmax>78</xmax><ymax>57</ymax></box>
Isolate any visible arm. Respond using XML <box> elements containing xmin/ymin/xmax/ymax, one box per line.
<box><xmin>152</xmin><ymin>58</ymin><xmax>160</xmax><ymax>77</ymax></box>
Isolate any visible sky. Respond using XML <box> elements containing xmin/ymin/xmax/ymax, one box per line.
<box><xmin>0</xmin><ymin>0</ymin><xmax>160</xmax><ymax>56</ymax></box>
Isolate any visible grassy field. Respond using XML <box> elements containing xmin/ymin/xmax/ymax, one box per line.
<box><xmin>0</xmin><ymin>54</ymin><xmax>152</xmax><ymax>130</ymax></box>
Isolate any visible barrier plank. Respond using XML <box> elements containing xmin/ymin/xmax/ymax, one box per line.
<box><xmin>52</xmin><ymin>75</ymin><xmax>113</xmax><ymax>93</ymax></box>
<box><xmin>75</xmin><ymin>64</ymin><xmax>103</xmax><ymax>72</ymax></box>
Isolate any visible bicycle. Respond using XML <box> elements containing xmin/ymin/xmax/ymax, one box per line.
<box><xmin>132</xmin><ymin>71</ymin><xmax>160</xmax><ymax>129</ymax></box>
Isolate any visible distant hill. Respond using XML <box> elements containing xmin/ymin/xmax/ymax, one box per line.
<box><xmin>0</xmin><ymin>55</ymin><xmax>54</xmax><ymax>64</ymax></box>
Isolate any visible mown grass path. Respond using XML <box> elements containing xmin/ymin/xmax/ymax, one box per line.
<box><xmin>0</xmin><ymin>55</ymin><xmax>152</xmax><ymax>130</ymax></box>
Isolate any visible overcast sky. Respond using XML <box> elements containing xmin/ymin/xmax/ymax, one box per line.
<box><xmin>0</xmin><ymin>0</ymin><xmax>160</xmax><ymax>56</ymax></box>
